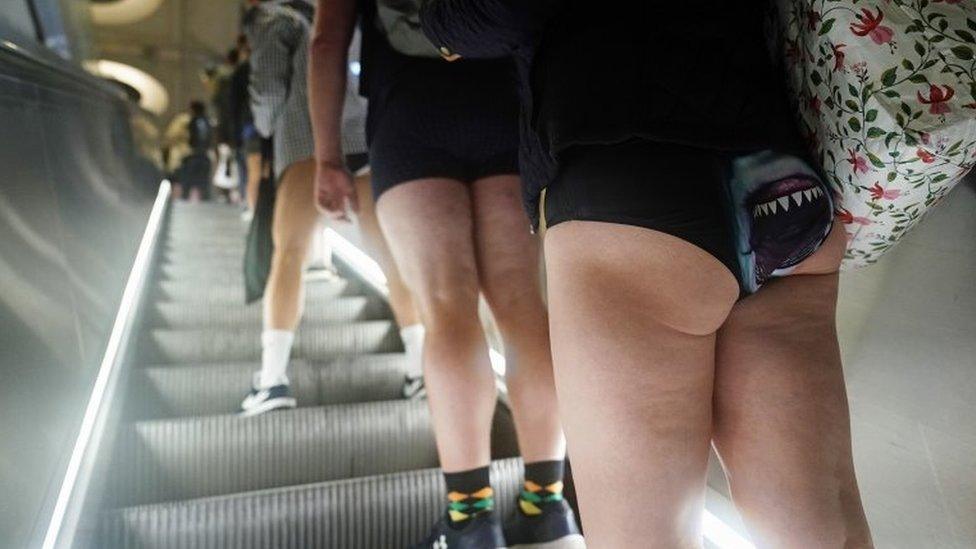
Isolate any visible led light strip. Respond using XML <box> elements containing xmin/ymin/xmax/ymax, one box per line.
<box><xmin>323</xmin><ymin>226</ymin><xmax>756</xmax><ymax>549</ymax></box>
<box><xmin>42</xmin><ymin>181</ymin><xmax>172</xmax><ymax>549</ymax></box>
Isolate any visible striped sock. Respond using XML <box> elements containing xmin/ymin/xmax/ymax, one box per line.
<box><xmin>444</xmin><ymin>466</ymin><xmax>494</xmax><ymax>527</ymax></box>
<box><xmin>519</xmin><ymin>460</ymin><xmax>565</xmax><ymax>516</ymax></box>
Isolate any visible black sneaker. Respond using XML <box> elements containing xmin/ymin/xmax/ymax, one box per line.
<box><xmin>239</xmin><ymin>374</ymin><xmax>297</xmax><ymax>417</ymax></box>
<box><xmin>504</xmin><ymin>499</ymin><xmax>585</xmax><ymax>549</ymax></box>
<box><xmin>411</xmin><ymin>512</ymin><xmax>506</xmax><ymax>549</ymax></box>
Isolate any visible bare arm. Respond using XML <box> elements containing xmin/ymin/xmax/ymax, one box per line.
<box><xmin>309</xmin><ymin>0</ymin><xmax>359</xmax><ymax>219</ymax></box>
<box><xmin>309</xmin><ymin>0</ymin><xmax>357</xmax><ymax>164</ymax></box>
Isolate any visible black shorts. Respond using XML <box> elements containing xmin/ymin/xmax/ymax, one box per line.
<box><xmin>367</xmin><ymin>72</ymin><xmax>520</xmax><ymax>198</ymax></box>
<box><xmin>544</xmin><ymin>141</ymin><xmax>834</xmax><ymax>293</ymax></box>
<box><xmin>345</xmin><ymin>152</ymin><xmax>369</xmax><ymax>174</ymax></box>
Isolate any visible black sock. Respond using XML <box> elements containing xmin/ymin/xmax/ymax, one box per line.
<box><xmin>445</xmin><ymin>466</ymin><xmax>493</xmax><ymax>526</ymax></box>
<box><xmin>520</xmin><ymin>460</ymin><xmax>565</xmax><ymax>516</ymax></box>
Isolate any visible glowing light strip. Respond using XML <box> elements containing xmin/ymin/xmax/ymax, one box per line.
<box><xmin>324</xmin><ymin>226</ymin><xmax>755</xmax><ymax>549</ymax></box>
<box><xmin>42</xmin><ymin>181</ymin><xmax>171</xmax><ymax>549</ymax></box>
<box><xmin>704</xmin><ymin>509</ymin><xmax>755</xmax><ymax>549</ymax></box>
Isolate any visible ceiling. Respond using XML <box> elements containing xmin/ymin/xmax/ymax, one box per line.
<box><xmin>90</xmin><ymin>0</ymin><xmax>243</xmax><ymax>123</ymax></box>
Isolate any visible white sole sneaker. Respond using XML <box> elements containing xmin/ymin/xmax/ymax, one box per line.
<box><xmin>238</xmin><ymin>396</ymin><xmax>297</xmax><ymax>417</ymax></box>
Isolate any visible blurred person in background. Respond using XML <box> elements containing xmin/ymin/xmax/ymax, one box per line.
<box><xmin>239</xmin><ymin>0</ymin><xmax>342</xmax><ymax>415</ymax></box>
<box><xmin>169</xmin><ymin>100</ymin><xmax>214</xmax><ymax>202</ymax></box>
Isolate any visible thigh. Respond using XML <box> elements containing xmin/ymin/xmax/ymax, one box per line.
<box><xmin>272</xmin><ymin>159</ymin><xmax>320</xmax><ymax>250</ymax></box>
<box><xmin>470</xmin><ymin>175</ymin><xmax>542</xmax><ymax>307</ymax></box>
<box><xmin>375</xmin><ymin>178</ymin><xmax>479</xmax><ymax>308</ymax></box>
<box><xmin>544</xmin><ymin>221</ymin><xmax>732</xmax><ymax>547</ymax></box>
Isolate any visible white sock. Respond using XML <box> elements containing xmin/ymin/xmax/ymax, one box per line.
<box><xmin>259</xmin><ymin>329</ymin><xmax>294</xmax><ymax>388</ymax></box>
<box><xmin>400</xmin><ymin>324</ymin><xmax>425</xmax><ymax>379</ymax></box>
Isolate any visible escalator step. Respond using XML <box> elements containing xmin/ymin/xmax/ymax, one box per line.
<box><xmin>148</xmin><ymin>296</ymin><xmax>386</xmax><ymax>328</ymax></box>
<box><xmin>140</xmin><ymin>321</ymin><xmax>401</xmax><ymax>363</ymax></box>
<box><xmin>99</xmin><ymin>459</ymin><xmax>523</xmax><ymax>549</ymax></box>
<box><xmin>110</xmin><ymin>400</ymin><xmax>440</xmax><ymax>506</ymax></box>
<box><xmin>154</xmin><ymin>277</ymin><xmax>361</xmax><ymax>303</ymax></box>
<box><xmin>134</xmin><ymin>355</ymin><xmax>408</xmax><ymax>417</ymax></box>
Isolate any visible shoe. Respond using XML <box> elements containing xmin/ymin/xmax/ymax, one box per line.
<box><xmin>411</xmin><ymin>512</ymin><xmax>506</xmax><ymax>549</ymax></box>
<box><xmin>239</xmin><ymin>374</ymin><xmax>297</xmax><ymax>417</ymax></box>
<box><xmin>504</xmin><ymin>499</ymin><xmax>585</xmax><ymax>549</ymax></box>
<box><xmin>403</xmin><ymin>375</ymin><xmax>426</xmax><ymax>400</ymax></box>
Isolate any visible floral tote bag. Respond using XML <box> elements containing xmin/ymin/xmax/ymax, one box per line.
<box><xmin>775</xmin><ymin>0</ymin><xmax>976</xmax><ymax>268</ymax></box>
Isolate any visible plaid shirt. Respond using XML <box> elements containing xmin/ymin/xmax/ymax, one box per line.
<box><xmin>246</xmin><ymin>0</ymin><xmax>367</xmax><ymax>177</ymax></box>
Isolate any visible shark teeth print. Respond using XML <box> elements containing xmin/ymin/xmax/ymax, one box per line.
<box><xmin>753</xmin><ymin>186</ymin><xmax>823</xmax><ymax>218</ymax></box>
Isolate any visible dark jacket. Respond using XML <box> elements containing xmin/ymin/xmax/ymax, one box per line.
<box><xmin>421</xmin><ymin>1</ymin><xmax>803</xmax><ymax>228</ymax></box>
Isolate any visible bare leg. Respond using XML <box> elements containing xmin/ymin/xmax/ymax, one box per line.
<box><xmin>264</xmin><ymin>159</ymin><xmax>320</xmax><ymax>330</ymax></box>
<box><xmin>471</xmin><ymin>175</ymin><xmax>564</xmax><ymax>463</ymax></box>
<box><xmin>354</xmin><ymin>173</ymin><xmax>419</xmax><ymax>328</ymax></box>
<box><xmin>712</xmin><ymin>222</ymin><xmax>873</xmax><ymax>548</ymax></box>
<box><xmin>377</xmin><ymin>179</ymin><xmax>495</xmax><ymax>472</ymax></box>
<box><xmin>545</xmin><ymin>221</ymin><xmax>738</xmax><ymax>548</ymax></box>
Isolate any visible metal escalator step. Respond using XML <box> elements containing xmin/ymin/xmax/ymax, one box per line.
<box><xmin>162</xmin><ymin>243</ymin><xmax>246</xmax><ymax>259</ymax></box>
<box><xmin>133</xmin><ymin>355</ymin><xmax>409</xmax><ymax>417</ymax></box>
<box><xmin>99</xmin><ymin>458</ymin><xmax>523</xmax><ymax>549</ymax></box>
<box><xmin>158</xmin><ymin>262</ymin><xmax>340</xmax><ymax>283</ymax></box>
<box><xmin>167</xmin><ymin>220</ymin><xmax>247</xmax><ymax>233</ymax></box>
<box><xmin>110</xmin><ymin>400</ymin><xmax>438</xmax><ymax>506</ymax></box>
<box><xmin>164</xmin><ymin>234</ymin><xmax>246</xmax><ymax>246</ymax></box>
<box><xmin>149</xmin><ymin>296</ymin><xmax>386</xmax><ymax>328</ymax></box>
<box><xmin>154</xmin><ymin>277</ymin><xmax>361</xmax><ymax>303</ymax></box>
<box><xmin>161</xmin><ymin>248</ymin><xmax>246</xmax><ymax>265</ymax></box>
<box><xmin>140</xmin><ymin>321</ymin><xmax>401</xmax><ymax>363</ymax></box>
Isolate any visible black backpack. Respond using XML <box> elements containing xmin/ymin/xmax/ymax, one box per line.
<box><xmin>187</xmin><ymin>115</ymin><xmax>212</xmax><ymax>154</ymax></box>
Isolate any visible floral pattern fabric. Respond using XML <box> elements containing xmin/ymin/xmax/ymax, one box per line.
<box><xmin>776</xmin><ymin>0</ymin><xmax>976</xmax><ymax>268</ymax></box>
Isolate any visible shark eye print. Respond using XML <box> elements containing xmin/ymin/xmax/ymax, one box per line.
<box><xmin>726</xmin><ymin>151</ymin><xmax>835</xmax><ymax>293</ymax></box>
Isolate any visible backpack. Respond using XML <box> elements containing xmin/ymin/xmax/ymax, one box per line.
<box><xmin>187</xmin><ymin>115</ymin><xmax>212</xmax><ymax>154</ymax></box>
<box><xmin>374</xmin><ymin>0</ymin><xmax>440</xmax><ymax>58</ymax></box>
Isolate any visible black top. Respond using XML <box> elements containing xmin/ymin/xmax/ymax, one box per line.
<box><xmin>421</xmin><ymin>0</ymin><xmax>804</xmax><ymax>228</ymax></box>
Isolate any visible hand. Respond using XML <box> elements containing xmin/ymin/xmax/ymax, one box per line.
<box><xmin>437</xmin><ymin>46</ymin><xmax>461</xmax><ymax>62</ymax></box>
<box><xmin>314</xmin><ymin>161</ymin><xmax>359</xmax><ymax>221</ymax></box>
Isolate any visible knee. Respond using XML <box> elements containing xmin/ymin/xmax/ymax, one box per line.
<box><xmin>412</xmin><ymin>276</ymin><xmax>481</xmax><ymax>332</ymax></box>
<box><xmin>481</xmin><ymin>275</ymin><xmax>543</xmax><ymax>328</ymax></box>
<box><xmin>272</xmin><ymin>237</ymin><xmax>311</xmax><ymax>267</ymax></box>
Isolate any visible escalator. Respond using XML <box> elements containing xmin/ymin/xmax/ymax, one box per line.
<box><xmin>95</xmin><ymin>201</ymin><xmax>524</xmax><ymax>548</ymax></box>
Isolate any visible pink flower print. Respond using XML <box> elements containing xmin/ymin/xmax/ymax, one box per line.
<box><xmin>847</xmin><ymin>148</ymin><xmax>870</xmax><ymax>174</ymax></box>
<box><xmin>850</xmin><ymin>8</ymin><xmax>895</xmax><ymax>45</ymax></box>
<box><xmin>870</xmin><ymin>182</ymin><xmax>902</xmax><ymax>200</ymax></box>
<box><xmin>916</xmin><ymin>149</ymin><xmax>936</xmax><ymax>163</ymax></box>
<box><xmin>832</xmin><ymin>43</ymin><xmax>847</xmax><ymax>71</ymax></box>
<box><xmin>808</xmin><ymin>10</ymin><xmax>822</xmax><ymax>31</ymax></box>
<box><xmin>809</xmin><ymin>95</ymin><xmax>822</xmax><ymax>115</ymax></box>
<box><xmin>837</xmin><ymin>209</ymin><xmax>873</xmax><ymax>225</ymax></box>
<box><xmin>917</xmin><ymin>85</ymin><xmax>955</xmax><ymax>115</ymax></box>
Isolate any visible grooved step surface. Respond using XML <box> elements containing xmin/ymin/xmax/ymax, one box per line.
<box><xmin>110</xmin><ymin>401</ymin><xmax>440</xmax><ymax>507</ymax></box>
<box><xmin>134</xmin><ymin>355</ymin><xmax>409</xmax><ymax>417</ymax></box>
<box><xmin>148</xmin><ymin>296</ymin><xmax>385</xmax><ymax>329</ymax></box>
<box><xmin>100</xmin><ymin>459</ymin><xmax>523</xmax><ymax>549</ymax></box>
<box><xmin>98</xmin><ymin>202</ymin><xmax>531</xmax><ymax>548</ymax></box>
<box><xmin>140</xmin><ymin>322</ymin><xmax>401</xmax><ymax>363</ymax></box>
<box><xmin>154</xmin><ymin>277</ymin><xmax>360</xmax><ymax>303</ymax></box>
